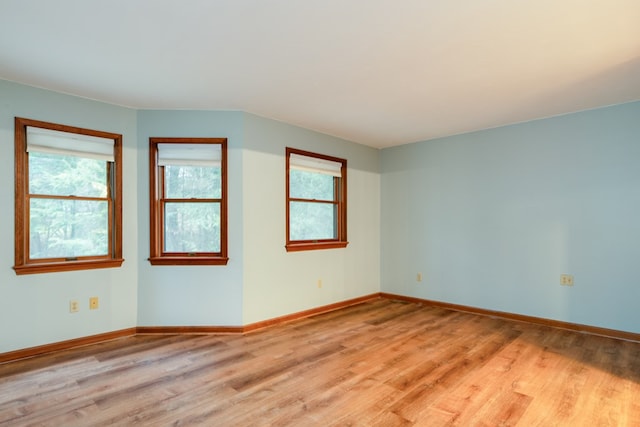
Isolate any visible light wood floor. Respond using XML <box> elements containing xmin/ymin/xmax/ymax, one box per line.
<box><xmin>2</xmin><ymin>299</ymin><xmax>640</xmax><ymax>426</ymax></box>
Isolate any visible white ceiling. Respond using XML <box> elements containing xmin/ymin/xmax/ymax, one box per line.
<box><xmin>1</xmin><ymin>1</ymin><xmax>639</xmax><ymax>149</ymax></box>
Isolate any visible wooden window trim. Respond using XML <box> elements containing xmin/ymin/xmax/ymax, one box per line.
<box><xmin>148</xmin><ymin>137</ymin><xmax>228</xmax><ymax>266</ymax></box>
<box><xmin>13</xmin><ymin>117</ymin><xmax>124</xmax><ymax>275</ymax></box>
<box><xmin>285</xmin><ymin>147</ymin><xmax>348</xmax><ymax>252</ymax></box>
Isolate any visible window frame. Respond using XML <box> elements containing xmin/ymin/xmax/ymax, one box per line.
<box><xmin>148</xmin><ymin>137</ymin><xmax>229</xmax><ymax>266</ymax></box>
<box><xmin>13</xmin><ymin>117</ymin><xmax>124</xmax><ymax>275</ymax></box>
<box><xmin>285</xmin><ymin>147</ymin><xmax>348</xmax><ymax>252</ymax></box>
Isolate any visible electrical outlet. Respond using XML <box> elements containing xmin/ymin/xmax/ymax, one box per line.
<box><xmin>89</xmin><ymin>297</ymin><xmax>99</xmax><ymax>310</ymax></box>
<box><xmin>317</xmin><ymin>279</ymin><xmax>322</xmax><ymax>288</ymax></box>
<box><xmin>560</xmin><ymin>274</ymin><xmax>574</xmax><ymax>286</ymax></box>
<box><xmin>416</xmin><ymin>272</ymin><xmax>423</xmax><ymax>282</ymax></box>
<box><xmin>69</xmin><ymin>300</ymin><xmax>79</xmax><ymax>313</ymax></box>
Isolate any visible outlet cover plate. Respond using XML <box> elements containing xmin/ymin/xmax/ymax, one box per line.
<box><xmin>560</xmin><ymin>274</ymin><xmax>574</xmax><ymax>286</ymax></box>
<box><xmin>69</xmin><ymin>300</ymin><xmax>79</xmax><ymax>313</ymax></box>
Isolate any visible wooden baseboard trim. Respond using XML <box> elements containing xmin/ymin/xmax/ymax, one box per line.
<box><xmin>5</xmin><ymin>292</ymin><xmax>637</xmax><ymax>364</ymax></box>
<box><xmin>136</xmin><ymin>294</ymin><xmax>381</xmax><ymax>335</ymax></box>
<box><xmin>136</xmin><ymin>326</ymin><xmax>243</xmax><ymax>335</ymax></box>
<box><xmin>380</xmin><ymin>292</ymin><xmax>640</xmax><ymax>343</ymax></box>
<box><xmin>0</xmin><ymin>295</ymin><xmax>380</xmax><ymax>363</ymax></box>
<box><xmin>0</xmin><ymin>327</ymin><xmax>136</xmax><ymax>364</ymax></box>
<box><xmin>243</xmin><ymin>293</ymin><xmax>381</xmax><ymax>333</ymax></box>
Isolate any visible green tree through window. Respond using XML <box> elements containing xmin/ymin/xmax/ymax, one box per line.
<box><xmin>286</xmin><ymin>148</ymin><xmax>348</xmax><ymax>252</ymax></box>
<box><xmin>13</xmin><ymin>117</ymin><xmax>124</xmax><ymax>275</ymax></box>
<box><xmin>163</xmin><ymin>165</ymin><xmax>221</xmax><ymax>253</ymax></box>
<box><xmin>289</xmin><ymin>169</ymin><xmax>336</xmax><ymax>240</ymax></box>
<box><xmin>149</xmin><ymin>138</ymin><xmax>228</xmax><ymax>266</ymax></box>
<box><xmin>29</xmin><ymin>153</ymin><xmax>109</xmax><ymax>258</ymax></box>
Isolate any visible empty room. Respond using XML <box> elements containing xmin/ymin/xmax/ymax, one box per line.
<box><xmin>1</xmin><ymin>1</ymin><xmax>639</xmax><ymax>425</ymax></box>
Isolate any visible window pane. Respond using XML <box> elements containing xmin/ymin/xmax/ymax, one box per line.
<box><xmin>165</xmin><ymin>165</ymin><xmax>221</xmax><ymax>199</ymax></box>
<box><xmin>164</xmin><ymin>202</ymin><xmax>220</xmax><ymax>252</ymax></box>
<box><xmin>29</xmin><ymin>198</ymin><xmax>109</xmax><ymax>258</ymax></box>
<box><xmin>289</xmin><ymin>169</ymin><xmax>334</xmax><ymax>201</ymax></box>
<box><xmin>289</xmin><ymin>201</ymin><xmax>336</xmax><ymax>240</ymax></box>
<box><xmin>29</xmin><ymin>152</ymin><xmax>107</xmax><ymax>197</ymax></box>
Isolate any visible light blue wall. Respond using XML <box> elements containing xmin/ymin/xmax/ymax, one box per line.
<box><xmin>136</xmin><ymin>110</ymin><xmax>245</xmax><ymax>326</ymax></box>
<box><xmin>135</xmin><ymin>111</ymin><xmax>381</xmax><ymax>327</ymax></box>
<box><xmin>381</xmin><ymin>101</ymin><xmax>640</xmax><ymax>333</ymax></box>
<box><xmin>0</xmin><ymin>80</ymin><xmax>380</xmax><ymax>353</ymax></box>
<box><xmin>241</xmin><ymin>114</ymin><xmax>380</xmax><ymax>324</ymax></box>
<box><xmin>0</xmin><ymin>80</ymin><xmax>139</xmax><ymax>353</ymax></box>
<box><xmin>3</xmin><ymin>77</ymin><xmax>638</xmax><ymax>354</ymax></box>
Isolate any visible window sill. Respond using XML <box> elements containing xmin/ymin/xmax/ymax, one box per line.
<box><xmin>13</xmin><ymin>259</ymin><xmax>125</xmax><ymax>275</ymax></box>
<box><xmin>285</xmin><ymin>241</ymin><xmax>349</xmax><ymax>252</ymax></box>
<box><xmin>148</xmin><ymin>256</ymin><xmax>229</xmax><ymax>266</ymax></box>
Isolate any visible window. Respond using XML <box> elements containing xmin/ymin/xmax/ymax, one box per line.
<box><xmin>149</xmin><ymin>138</ymin><xmax>228</xmax><ymax>265</ymax></box>
<box><xmin>286</xmin><ymin>147</ymin><xmax>348</xmax><ymax>252</ymax></box>
<box><xmin>13</xmin><ymin>117</ymin><xmax>124</xmax><ymax>275</ymax></box>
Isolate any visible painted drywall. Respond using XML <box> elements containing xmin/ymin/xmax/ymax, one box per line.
<box><xmin>6</xmin><ymin>75</ymin><xmax>637</xmax><ymax>354</ymax></box>
<box><xmin>0</xmin><ymin>80</ymin><xmax>139</xmax><ymax>353</ymax></box>
<box><xmin>241</xmin><ymin>114</ymin><xmax>380</xmax><ymax>324</ymax></box>
<box><xmin>381</xmin><ymin>101</ymin><xmax>640</xmax><ymax>333</ymax></box>
<box><xmin>136</xmin><ymin>110</ymin><xmax>245</xmax><ymax>326</ymax></box>
<box><xmin>0</xmin><ymin>79</ymin><xmax>380</xmax><ymax>351</ymax></box>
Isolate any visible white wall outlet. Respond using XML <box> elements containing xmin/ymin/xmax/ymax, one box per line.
<box><xmin>560</xmin><ymin>274</ymin><xmax>574</xmax><ymax>286</ymax></box>
<box><xmin>69</xmin><ymin>300</ymin><xmax>79</xmax><ymax>313</ymax></box>
<box><xmin>416</xmin><ymin>272</ymin><xmax>423</xmax><ymax>282</ymax></box>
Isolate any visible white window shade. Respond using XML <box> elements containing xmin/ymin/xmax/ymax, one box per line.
<box><xmin>289</xmin><ymin>153</ymin><xmax>342</xmax><ymax>177</ymax></box>
<box><xmin>27</xmin><ymin>126</ymin><xmax>115</xmax><ymax>162</ymax></box>
<box><xmin>158</xmin><ymin>143</ymin><xmax>221</xmax><ymax>167</ymax></box>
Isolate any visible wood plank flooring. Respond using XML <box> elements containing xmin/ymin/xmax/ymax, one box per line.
<box><xmin>2</xmin><ymin>298</ymin><xmax>640</xmax><ymax>426</ymax></box>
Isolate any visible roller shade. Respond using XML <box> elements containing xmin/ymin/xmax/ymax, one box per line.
<box><xmin>289</xmin><ymin>153</ymin><xmax>342</xmax><ymax>177</ymax></box>
<box><xmin>158</xmin><ymin>143</ymin><xmax>221</xmax><ymax>167</ymax></box>
<box><xmin>27</xmin><ymin>126</ymin><xmax>115</xmax><ymax>162</ymax></box>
